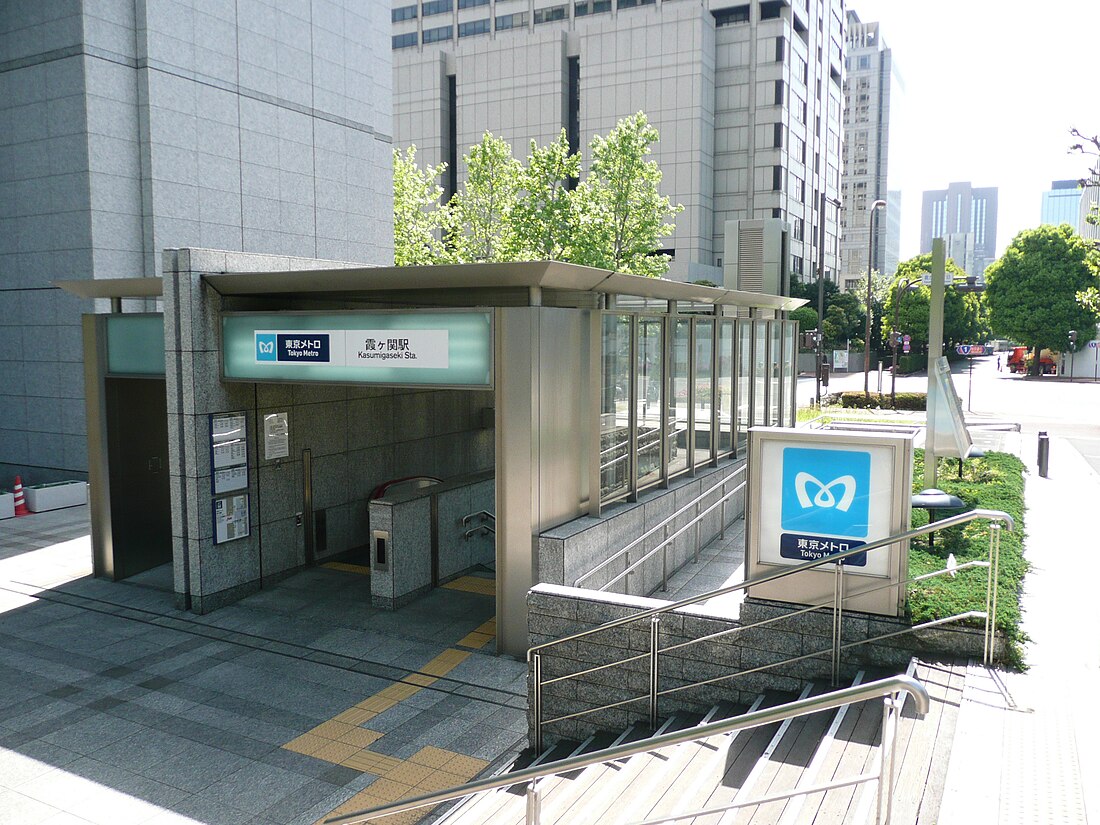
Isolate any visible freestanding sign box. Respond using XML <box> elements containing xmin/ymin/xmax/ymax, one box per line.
<box><xmin>746</xmin><ymin>427</ymin><xmax>914</xmax><ymax>617</ymax></box>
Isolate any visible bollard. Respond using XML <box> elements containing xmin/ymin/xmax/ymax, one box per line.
<box><xmin>1037</xmin><ymin>431</ymin><xmax>1050</xmax><ymax>478</ymax></box>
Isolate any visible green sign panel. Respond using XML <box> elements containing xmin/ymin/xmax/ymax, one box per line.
<box><xmin>222</xmin><ymin>311</ymin><xmax>493</xmax><ymax>387</ymax></box>
<box><xmin>106</xmin><ymin>314</ymin><xmax>165</xmax><ymax>376</ymax></box>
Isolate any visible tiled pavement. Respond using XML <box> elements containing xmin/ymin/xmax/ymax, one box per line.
<box><xmin>0</xmin><ymin>506</ymin><xmax>528</xmax><ymax>825</ymax></box>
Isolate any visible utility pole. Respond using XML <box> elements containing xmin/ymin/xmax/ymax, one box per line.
<box><xmin>816</xmin><ymin>191</ymin><xmax>827</xmax><ymax>406</ymax></box>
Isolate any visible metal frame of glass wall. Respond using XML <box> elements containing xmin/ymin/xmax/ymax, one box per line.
<box><xmin>600</xmin><ymin>310</ymin><xmax>799</xmax><ymax>507</ymax></box>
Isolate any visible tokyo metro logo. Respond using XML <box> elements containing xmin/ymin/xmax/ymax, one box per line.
<box><xmin>255</xmin><ymin>333</ymin><xmax>277</xmax><ymax>361</ymax></box>
<box><xmin>781</xmin><ymin>447</ymin><xmax>870</xmax><ymax>537</ymax></box>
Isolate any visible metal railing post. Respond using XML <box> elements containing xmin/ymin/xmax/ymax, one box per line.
<box><xmin>875</xmin><ymin>695</ymin><xmax>902</xmax><ymax>822</ymax></box>
<box><xmin>720</xmin><ymin>477</ymin><xmax>727</xmax><ymax>540</ymax></box>
<box><xmin>832</xmin><ymin>561</ymin><xmax>844</xmax><ymax>686</ymax></box>
<box><xmin>526</xmin><ymin>780</ymin><xmax>541</xmax><ymax>825</ymax></box>
<box><xmin>662</xmin><ymin>523</ymin><xmax>669</xmax><ymax>591</ymax></box>
<box><xmin>533</xmin><ymin>653</ymin><xmax>543</xmax><ymax>754</ymax></box>
<box><xmin>987</xmin><ymin>524</ymin><xmax>1002</xmax><ymax>664</ymax></box>
<box><xmin>649</xmin><ymin>616</ymin><xmax>661</xmax><ymax>729</ymax></box>
<box><xmin>694</xmin><ymin>499</ymin><xmax>701</xmax><ymax>563</ymax></box>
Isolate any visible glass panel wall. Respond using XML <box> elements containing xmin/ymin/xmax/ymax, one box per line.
<box><xmin>769</xmin><ymin>321</ymin><xmax>783</xmax><ymax>425</ymax></box>
<box><xmin>782</xmin><ymin>321</ymin><xmax>796</xmax><ymax>427</ymax></box>
<box><xmin>737</xmin><ymin>320</ymin><xmax>753</xmax><ymax>453</ymax></box>
<box><xmin>668</xmin><ymin>317</ymin><xmax>692</xmax><ymax>478</ymax></box>
<box><xmin>636</xmin><ymin>316</ymin><xmax>664</xmax><ymax>490</ymax></box>
<box><xmin>753</xmin><ymin>320</ymin><xmax>768</xmax><ymax>427</ymax></box>
<box><xmin>717</xmin><ymin>320</ymin><xmax>734</xmax><ymax>456</ymax></box>
<box><xmin>600</xmin><ymin>314</ymin><xmax>633</xmax><ymax>502</ymax></box>
<box><xmin>694</xmin><ymin>319</ymin><xmax>714</xmax><ymax>468</ymax></box>
<box><xmin>598</xmin><ymin>309</ymin><xmax>799</xmax><ymax>506</ymax></box>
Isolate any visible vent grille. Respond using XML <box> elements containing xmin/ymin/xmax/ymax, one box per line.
<box><xmin>738</xmin><ymin>225</ymin><xmax>765</xmax><ymax>292</ymax></box>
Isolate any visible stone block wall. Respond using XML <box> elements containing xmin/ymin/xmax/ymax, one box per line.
<box><xmin>538</xmin><ymin>459</ymin><xmax>747</xmax><ymax>595</ymax></box>
<box><xmin>527</xmin><ymin>585</ymin><xmax>999</xmax><ymax>745</ymax></box>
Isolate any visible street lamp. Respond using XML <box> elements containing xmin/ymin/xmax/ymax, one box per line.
<box><xmin>863</xmin><ymin>199</ymin><xmax>887</xmax><ymax>398</ymax></box>
<box><xmin>890</xmin><ymin>276</ymin><xmax>922</xmax><ymax>408</ymax></box>
<box><xmin>816</xmin><ymin>192</ymin><xmax>842</xmax><ymax>406</ymax></box>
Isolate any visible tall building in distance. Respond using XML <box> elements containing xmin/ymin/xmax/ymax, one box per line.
<box><xmin>0</xmin><ymin>2</ymin><xmax>393</xmax><ymax>483</ymax></box>
<box><xmin>839</xmin><ymin>10</ymin><xmax>899</xmax><ymax>291</ymax></box>
<box><xmin>1041</xmin><ymin>180</ymin><xmax>1082</xmax><ymax>226</ymax></box>
<box><xmin>1080</xmin><ymin>186</ymin><xmax>1100</xmax><ymax>242</ymax></box>
<box><xmin>920</xmin><ymin>181</ymin><xmax>998</xmax><ymax>281</ymax></box>
<box><xmin>391</xmin><ymin>0</ymin><xmax>846</xmax><ymax>288</ymax></box>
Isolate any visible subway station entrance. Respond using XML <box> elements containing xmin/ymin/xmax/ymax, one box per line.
<box><xmin>62</xmin><ymin>250</ymin><xmax>802</xmax><ymax>656</ymax></box>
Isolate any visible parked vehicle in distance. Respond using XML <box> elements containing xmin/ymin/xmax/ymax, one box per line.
<box><xmin>1006</xmin><ymin>346</ymin><xmax>1056</xmax><ymax>375</ymax></box>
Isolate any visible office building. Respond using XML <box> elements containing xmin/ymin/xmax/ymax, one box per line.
<box><xmin>0</xmin><ymin>2</ymin><xmax>393</xmax><ymax>484</ymax></box>
<box><xmin>920</xmin><ymin>181</ymin><xmax>998</xmax><ymax>280</ymax></box>
<box><xmin>1041</xmin><ymin>180</ymin><xmax>1082</xmax><ymax>227</ymax></box>
<box><xmin>391</xmin><ymin>0</ymin><xmax>845</xmax><ymax>287</ymax></box>
<box><xmin>839</xmin><ymin>10</ymin><xmax>899</xmax><ymax>288</ymax></box>
<box><xmin>1079</xmin><ymin>185</ymin><xmax>1100</xmax><ymax>242</ymax></box>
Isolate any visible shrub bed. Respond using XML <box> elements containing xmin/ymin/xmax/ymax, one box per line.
<box><xmin>908</xmin><ymin>450</ymin><xmax>1027</xmax><ymax>667</ymax></box>
<box><xmin>837</xmin><ymin>391</ymin><xmax>926</xmax><ymax>410</ymax></box>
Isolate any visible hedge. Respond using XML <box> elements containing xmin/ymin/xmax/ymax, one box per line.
<box><xmin>837</xmin><ymin>391</ymin><xmax>926</xmax><ymax>410</ymax></box>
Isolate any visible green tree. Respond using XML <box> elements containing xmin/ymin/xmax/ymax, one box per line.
<box><xmin>571</xmin><ymin>112</ymin><xmax>682</xmax><ymax>277</ymax></box>
<box><xmin>790</xmin><ymin>306</ymin><xmax>818</xmax><ymax>346</ymax></box>
<box><xmin>882</xmin><ymin>254</ymin><xmax>974</xmax><ymax>351</ymax></box>
<box><xmin>508</xmin><ymin>130</ymin><xmax>582</xmax><ymax>261</ymax></box>
<box><xmin>392</xmin><ymin>147</ymin><xmax>448</xmax><ymax>266</ymax></box>
<box><xmin>822</xmin><ymin>291</ymin><xmax>865</xmax><ymax>350</ymax></box>
<box><xmin>446</xmin><ymin>132</ymin><xmax>522</xmax><ymax>263</ymax></box>
<box><xmin>985</xmin><ymin>224</ymin><xmax>1100</xmax><ymax>371</ymax></box>
<box><xmin>1069</xmin><ymin>127</ymin><xmax>1100</xmax><ymax>313</ymax></box>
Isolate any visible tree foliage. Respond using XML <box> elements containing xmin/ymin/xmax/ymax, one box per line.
<box><xmin>446</xmin><ymin>132</ymin><xmax>522</xmax><ymax>263</ymax></box>
<box><xmin>392</xmin><ymin>147</ymin><xmax>448</xmax><ymax>266</ymax></box>
<box><xmin>881</xmin><ymin>253</ymin><xmax>983</xmax><ymax>351</ymax></box>
<box><xmin>984</xmin><ymin>224</ymin><xmax>1100</xmax><ymax>356</ymax></box>
<box><xmin>1069</xmin><ymin>127</ymin><xmax>1100</xmax><ymax>313</ymax></box>
<box><xmin>392</xmin><ymin>114</ymin><xmax>682</xmax><ymax>277</ymax></box>
<box><xmin>570</xmin><ymin>113</ymin><xmax>682</xmax><ymax>278</ymax></box>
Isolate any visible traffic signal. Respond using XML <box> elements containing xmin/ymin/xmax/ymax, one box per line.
<box><xmin>888</xmin><ymin>330</ymin><xmax>902</xmax><ymax>347</ymax></box>
<box><xmin>1069</xmin><ymin>330</ymin><xmax>1078</xmax><ymax>348</ymax></box>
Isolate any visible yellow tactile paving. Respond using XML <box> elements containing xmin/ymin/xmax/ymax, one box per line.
<box><xmin>333</xmin><ymin>706</ymin><xmax>377</xmax><ymax>725</ymax></box>
<box><xmin>401</xmin><ymin>672</ymin><xmax>437</xmax><ymax>687</ymax></box>
<box><xmin>321</xmin><ymin>561</ymin><xmax>373</xmax><ymax>575</ymax></box>
<box><xmin>419</xmin><ymin>648</ymin><xmax>470</xmax><ymax>676</ymax></box>
<box><xmin>456</xmin><ymin>630</ymin><xmax>494</xmax><ymax>649</ymax></box>
<box><xmin>290</xmin><ymin>646</ymin><xmax>494</xmax><ymax>825</ymax></box>
<box><xmin>338</xmin><ymin>727</ymin><xmax>384</xmax><ymax>748</ymax></box>
<box><xmin>441</xmin><ymin>575</ymin><xmax>496</xmax><ymax>596</ymax></box>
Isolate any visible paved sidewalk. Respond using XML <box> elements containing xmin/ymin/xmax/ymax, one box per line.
<box><xmin>938</xmin><ymin>435</ymin><xmax>1100</xmax><ymax>825</ymax></box>
<box><xmin>0</xmin><ymin>507</ymin><xmax>527</xmax><ymax>825</ymax></box>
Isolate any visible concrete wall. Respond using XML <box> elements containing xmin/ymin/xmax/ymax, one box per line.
<box><xmin>0</xmin><ymin>0</ymin><xmax>392</xmax><ymax>484</ymax></box>
<box><xmin>527</xmin><ymin>586</ymin><xmax>999</xmax><ymax>744</ymax></box>
<box><xmin>164</xmin><ymin>248</ymin><xmax>493</xmax><ymax>613</ymax></box>
<box><xmin>539</xmin><ymin>459</ymin><xmax>746</xmax><ymax>594</ymax></box>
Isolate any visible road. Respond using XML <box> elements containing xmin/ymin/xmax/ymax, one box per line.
<box><xmin>798</xmin><ymin>354</ymin><xmax>1100</xmax><ymax>476</ymax></box>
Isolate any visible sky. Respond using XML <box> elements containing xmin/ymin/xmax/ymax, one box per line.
<box><xmin>849</xmin><ymin>0</ymin><xmax>1100</xmax><ymax>261</ymax></box>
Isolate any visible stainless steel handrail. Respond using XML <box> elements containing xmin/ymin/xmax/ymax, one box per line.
<box><xmin>535</xmin><ymin>508</ymin><xmax>1013</xmax><ymax>657</ymax></box>
<box><xmin>594</xmin><ymin>477</ymin><xmax>746</xmax><ymax>592</ymax></box>
<box><xmin>531</xmin><ymin>508</ymin><xmax>1012</xmax><ymax>749</ymax></box>
<box><xmin>323</xmin><ymin>674</ymin><xmax>930</xmax><ymax>825</ymax></box>
<box><xmin>575</xmin><ymin>464</ymin><xmax>747</xmax><ymax>589</ymax></box>
<box><xmin>461</xmin><ymin>510</ymin><xmax>495</xmax><ymax>526</ymax></box>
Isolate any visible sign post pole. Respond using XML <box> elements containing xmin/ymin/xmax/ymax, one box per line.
<box><xmin>925</xmin><ymin>240</ymin><xmax>946</xmax><ymax>489</ymax></box>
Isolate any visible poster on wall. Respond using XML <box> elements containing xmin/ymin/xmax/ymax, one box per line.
<box><xmin>263</xmin><ymin>412</ymin><xmax>289</xmax><ymax>460</ymax></box>
<box><xmin>210</xmin><ymin>412</ymin><xmax>248</xmax><ymax>494</ymax></box>
<box><xmin>213</xmin><ymin>493</ymin><xmax>250</xmax><ymax>544</ymax></box>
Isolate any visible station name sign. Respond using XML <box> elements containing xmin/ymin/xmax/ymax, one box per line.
<box><xmin>222</xmin><ymin>311</ymin><xmax>492</xmax><ymax>388</ymax></box>
<box><xmin>254</xmin><ymin>329</ymin><xmax>449</xmax><ymax>369</ymax></box>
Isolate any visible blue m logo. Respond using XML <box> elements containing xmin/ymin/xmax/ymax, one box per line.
<box><xmin>255</xmin><ymin>333</ymin><xmax>277</xmax><ymax>361</ymax></box>
<box><xmin>781</xmin><ymin>447</ymin><xmax>870</xmax><ymax>537</ymax></box>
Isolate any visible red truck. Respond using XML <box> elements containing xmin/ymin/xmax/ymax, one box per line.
<box><xmin>1006</xmin><ymin>346</ymin><xmax>1056</xmax><ymax>374</ymax></box>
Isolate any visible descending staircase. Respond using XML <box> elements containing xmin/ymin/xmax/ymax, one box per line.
<box><xmin>433</xmin><ymin>659</ymin><xmax>965</xmax><ymax>825</ymax></box>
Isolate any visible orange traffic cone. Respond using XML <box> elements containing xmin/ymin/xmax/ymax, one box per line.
<box><xmin>12</xmin><ymin>476</ymin><xmax>29</xmax><ymax>517</ymax></box>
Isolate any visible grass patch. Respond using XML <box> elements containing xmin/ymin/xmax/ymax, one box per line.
<box><xmin>908</xmin><ymin>449</ymin><xmax>1027</xmax><ymax>668</ymax></box>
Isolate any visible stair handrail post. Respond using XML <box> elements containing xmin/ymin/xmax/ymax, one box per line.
<box><xmin>720</xmin><ymin>476</ymin><xmax>727</xmax><ymax>540</ymax></box>
<box><xmin>832</xmin><ymin>560</ymin><xmax>844</xmax><ymax>686</ymax></box>
<box><xmin>525</xmin><ymin>779</ymin><xmax>541</xmax><ymax>825</ymax></box>
<box><xmin>649</xmin><ymin>616</ymin><xmax>661</xmax><ymax>729</ymax></box>
<box><xmin>875</xmin><ymin>690</ymin><xmax>904</xmax><ymax>824</ymax></box>
<box><xmin>662</xmin><ymin>522</ymin><xmax>669</xmax><ymax>592</ymax></box>
<box><xmin>985</xmin><ymin>523</ymin><xmax>1002</xmax><ymax>665</ymax></box>
<box><xmin>533</xmin><ymin>652</ymin><xmax>544</xmax><ymax>753</ymax></box>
